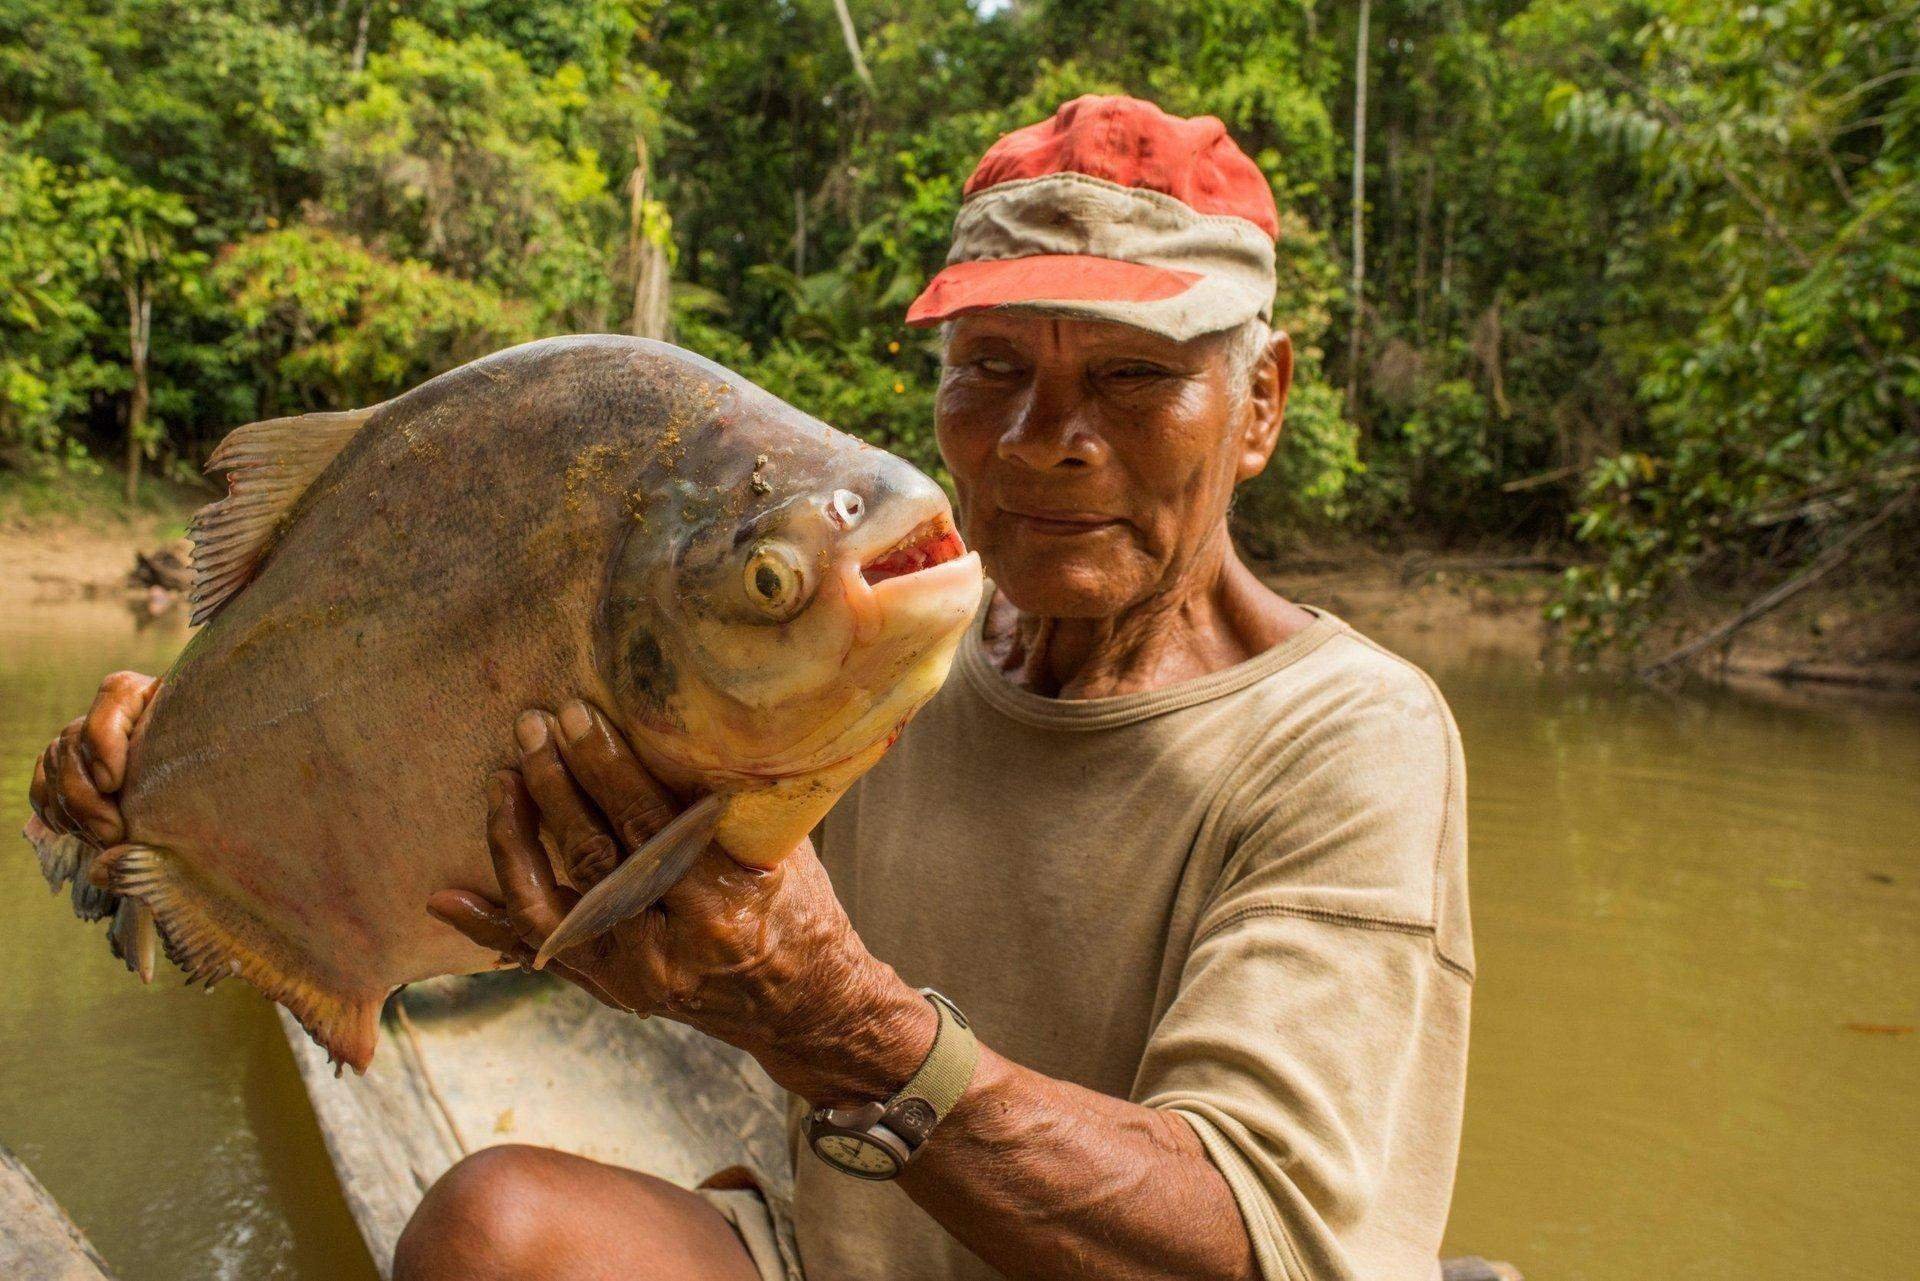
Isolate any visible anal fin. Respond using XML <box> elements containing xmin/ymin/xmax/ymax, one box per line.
<box><xmin>109</xmin><ymin>844</ymin><xmax>383</xmax><ymax>1071</ymax></box>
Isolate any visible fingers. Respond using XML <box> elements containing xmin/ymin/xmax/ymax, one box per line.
<box><xmin>53</xmin><ymin>718</ymin><xmax>124</xmax><ymax>845</ymax></box>
<box><xmin>34</xmin><ymin>730</ymin><xmax>73</xmax><ymax>832</ymax></box>
<box><xmin>552</xmin><ymin>702</ymin><xmax>679</xmax><ymax>853</ymax></box>
<box><xmin>426</xmin><ymin>889</ymin><xmax>525</xmax><ymax>957</ymax></box>
<box><xmin>83</xmin><ymin>672</ymin><xmax>157</xmax><ymax>793</ymax></box>
<box><xmin>515</xmin><ymin>711</ymin><xmax>621</xmax><ymax>890</ymax></box>
<box><xmin>486</xmin><ymin>770</ymin><xmax>577</xmax><ymax>949</ymax></box>
<box><xmin>426</xmin><ymin>889</ymin><xmax>638</xmax><ymax>1012</ymax></box>
<box><xmin>29</xmin><ymin>744</ymin><xmax>52</xmax><ymax>826</ymax></box>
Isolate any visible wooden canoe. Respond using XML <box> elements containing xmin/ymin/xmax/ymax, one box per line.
<box><xmin>0</xmin><ymin>1143</ymin><xmax>118</xmax><ymax>1281</ymax></box>
<box><xmin>279</xmin><ymin>971</ymin><xmax>791</xmax><ymax>1279</ymax></box>
<box><xmin>284</xmin><ymin>973</ymin><xmax>1523</xmax><ymax>1281</ymax></box>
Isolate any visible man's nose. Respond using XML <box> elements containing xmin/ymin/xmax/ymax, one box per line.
<box><xmin>995</xmin><ymin>381</ymin><xmax>1102</xmax><ymax>471</ymax></box>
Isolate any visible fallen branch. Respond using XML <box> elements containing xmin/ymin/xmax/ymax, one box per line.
<box><xmin>1722</xmin><ymin>656</ymin><xmax>1920</xmax><ymax>693</ymax></box>
<box><xmin>1400</xmin><ymin>553</ymin><xmax>1571</xmax><ymax>583</ymax></box>
<box><xmin>1638</xmin><ymin>485</ymin><xmax>1916</xmax><ymax>678</ymax></box>
<box><xmin>1500</xmin><ymin>464</ymin><xmax>1579</xmax><ymax>494</ymax></box>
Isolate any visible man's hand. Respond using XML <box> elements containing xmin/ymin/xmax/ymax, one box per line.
<box><xmin>28</xmin><ymin>671</ymin><xmax>159</xmax><ymax>847</ymax></box>
<box><xmin>426</xmin><ymin>699</ymin><xmax>936</xmax><ymax>1105</ymax></box>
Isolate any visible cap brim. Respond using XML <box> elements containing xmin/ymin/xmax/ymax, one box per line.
<box><xmin>906</xmin><ymin>255</ymin><xmax>1202</xmax><ymax>328</ymax></box>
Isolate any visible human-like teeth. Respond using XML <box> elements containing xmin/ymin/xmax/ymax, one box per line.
<box><xmin>860</xmin><ymin>518</ymin><xmax>966</xmax><ymax>585</ymax></box>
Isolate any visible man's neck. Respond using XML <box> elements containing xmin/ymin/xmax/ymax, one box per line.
<box><xmin>984</xmin><ymin>534</ymin><xmax>1318</xmax><ymax>700</ymax></box>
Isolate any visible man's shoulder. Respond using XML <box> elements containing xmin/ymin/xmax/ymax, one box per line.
<box><xmin>1240</xmin><ymin>613</ymin><xmax>1460</xmax><ymax>764</ymax></box>
<box><xmin>1200</xmin><ymin>616</ymin><xmax>1471</xmax><ymax>972</ymax></box>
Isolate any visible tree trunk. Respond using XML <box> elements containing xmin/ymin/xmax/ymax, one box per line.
<box><xmin>1415</xmin><ymin>154</ymin><xmax>1434</xmax><ymax>336</ymax></box>
<box><xmin>125</xmin><ymin>282</ymin><xmax>151</xmax><ymax>505</ymax></box>
<box><xmin>1345</xmin><ymin>0</ymin><xmax>1371</xmax><ymax>422</ymax></box>
<box><xmin>351</xmin><ymin>1</ymin><xmax>371</xmax><ymax>72</ymax></box>
<box><xmin>627</xmin><ymin>136</ymin><xmax>671</xmax><ymax>341</ymax></box>
<box><xmin>831</xmin><ymin>0</ymin><xmax>876</xmax><ymax>95</ymax></box>
<box><xmin>793</xmin><ymin>186</ymin><xmax>807</xmax><ymax>277</ymax></box>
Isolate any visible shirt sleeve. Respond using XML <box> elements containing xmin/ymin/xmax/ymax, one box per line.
<box><xmin>1136</xmin><ymin>913</ymin><xmax>1466</xmax><ymax>1281</ymax></box>
<box><xmin>1134</xmin><ymin>646</ymin><xmax>1472</xmax><ymax>1281</ymax></box>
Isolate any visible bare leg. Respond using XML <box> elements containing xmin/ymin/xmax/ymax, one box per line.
<box><xmin>392</xmin><ymin>1145</ymin><xmax>765</xmax><ymax>1281</ymax></box>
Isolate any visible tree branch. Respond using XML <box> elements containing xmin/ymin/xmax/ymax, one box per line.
<box><xmin>1638</xmin><ymin>485</ymin><xmax>1916</xmax><ymax>678</ymax></box>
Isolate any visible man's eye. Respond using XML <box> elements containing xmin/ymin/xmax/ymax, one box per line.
<box><xmin>1107</xmin><ymin>363</ymin><xmax>1171</xmax><ymax>381</ymax></box>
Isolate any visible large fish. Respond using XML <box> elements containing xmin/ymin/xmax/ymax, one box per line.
<box><xmin>24</xmin><ymin>336</ymin><xmax>981</xmax><ymax>1070</ymax></box>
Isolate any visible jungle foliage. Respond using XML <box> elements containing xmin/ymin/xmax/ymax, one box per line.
<box><xmin>1</xmin><ymin>0</ymin><xmax>1914</xmax><ymax>656</ymax></box>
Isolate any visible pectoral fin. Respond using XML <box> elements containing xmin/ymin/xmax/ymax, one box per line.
<box><xmin>533</xmin><ymin>793</ymin><xmax>725</xmax><ymax>970</ymax></box>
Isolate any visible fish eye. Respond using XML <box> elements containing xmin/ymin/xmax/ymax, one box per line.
<box><xmin>743</xmin><ymin>543</ymin><xmax>808</xmax><ymax>621</ymax></box>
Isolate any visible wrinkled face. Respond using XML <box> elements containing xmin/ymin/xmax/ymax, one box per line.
<box><xmin>604</xmin><ymin>390</ymin><xmax>981</xmax><ymax>779</ymax></box>
<box><xmin>934</xmin><ymin>313</ymin><xmax>1287</xmax><ymax>618</ymax></box>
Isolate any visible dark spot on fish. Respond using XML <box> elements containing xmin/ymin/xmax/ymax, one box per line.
<box><xmin>621</xmin><ymin>631</ymin><xmax>677</xmax><ymax>716</ymax></box>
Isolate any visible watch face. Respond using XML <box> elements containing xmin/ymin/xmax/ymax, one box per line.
<box><xmin>814</xmin><ymin>1131</ymin><xmax>902</xmax><ymax>1179</ymax></box>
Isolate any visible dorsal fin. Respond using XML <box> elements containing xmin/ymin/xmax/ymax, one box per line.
<box><xmin>188</xmin><ymin>406</ymin><xmax>375</xmax><ymax>625</ymax></box>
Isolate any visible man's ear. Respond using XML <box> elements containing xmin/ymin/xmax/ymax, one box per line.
<box><xmin>1236</xmin><ymin>329</ymin><xmax>1294</xmax><ymax>483</ymax></box>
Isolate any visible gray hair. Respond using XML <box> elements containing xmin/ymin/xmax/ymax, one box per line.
<box><xmin>1221</xmin><ymin>318</ymin><xmax>1272</xmax><ymax>406</ymax></box>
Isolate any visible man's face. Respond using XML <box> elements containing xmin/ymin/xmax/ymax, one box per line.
<box><xmin>934</xmin><ymin>313</ymin><xmax>1287</xmax><ymax>618</ymax></box>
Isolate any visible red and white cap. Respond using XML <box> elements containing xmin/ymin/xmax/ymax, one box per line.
<box><xmin>906</xmin><ymin>95</ymin><xmax>1278</xmax><ymax>342</ymax></box>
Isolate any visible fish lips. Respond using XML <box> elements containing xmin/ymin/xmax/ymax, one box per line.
<box><xmin>838</xmin><ymin>519</ymin><xmax>982</xmax><ymax>647</ymax></box>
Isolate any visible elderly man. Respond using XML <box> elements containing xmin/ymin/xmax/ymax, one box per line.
<box><xmin>33</xmin><ymin>96</ymin><xmax>1470</xmax><ymax>1280</ymax></box>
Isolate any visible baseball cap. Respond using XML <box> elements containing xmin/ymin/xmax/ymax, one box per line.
<box><xmin>906</xmin><ymin>95</ymin><xmax>1279</xmax><ymax>342</ymax></box>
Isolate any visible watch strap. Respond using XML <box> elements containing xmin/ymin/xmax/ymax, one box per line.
<box><xmin>888</xmin><ymin>989</ymin><xmax>978</xmax><ymax>1141</ymax></box>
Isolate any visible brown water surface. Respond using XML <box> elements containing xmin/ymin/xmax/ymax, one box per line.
<box><xmin>1390</xmin><ymin>620</ymin><xmax>1920</xmax><ymax>1281</ymax></box>
<box><xmin>1</xmin><ymin>601</ymin><xmax>377</xmax><ymax>1281</ymax></box>
<box><xmin>1</xmin><ymin>601</ymin><xmax>1914</xmax><ymax>1280</ymax></box>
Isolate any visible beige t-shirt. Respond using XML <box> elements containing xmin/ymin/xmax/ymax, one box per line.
<box><xmin>794</xmin><ymin>602</ymin><xmax>1473</xmax><ymax>1281</ymax></box>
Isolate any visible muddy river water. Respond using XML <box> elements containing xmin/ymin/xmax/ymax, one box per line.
<box><xmin>2</xmin><ymin>598</ymin><xmax>1914</xmax><ymax>1279</ymax></box>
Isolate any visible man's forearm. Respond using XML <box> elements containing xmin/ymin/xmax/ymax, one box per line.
<box><xmin>897</xmin><ymin>1046</ymin><xmax>1258</xmax><ymax>1281</ymax></box>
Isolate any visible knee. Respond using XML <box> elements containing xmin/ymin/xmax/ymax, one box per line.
<box><xmin>393</xmin><ymin>1145</ymin><xmax>570</xmax><ymax>1281</ymax></box>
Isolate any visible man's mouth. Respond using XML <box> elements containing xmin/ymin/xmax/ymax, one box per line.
<box><xmin>860</xmin><ymin>516</ymin><xmax>969</xmax><ymax>585</ymax></box>
<box><xmin>999</xmin><ymin>506</ymin><xmax>1123</xmax><ymax>534</ymax></box>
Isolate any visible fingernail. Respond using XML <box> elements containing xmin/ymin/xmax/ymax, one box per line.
<box><xmin>515</xmin><ymin>711</ymin><xmax>548</xmax><ymax>752</ymax></box>
<box><xmin>558</xmin><ymin>701</ymin><xmax>591</xmax><ymax>742</ymax></box>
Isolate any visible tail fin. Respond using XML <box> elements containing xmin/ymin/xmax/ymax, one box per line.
<box><xmin>24</xmin><ymin>816</ymin><xmax>117</xmax><ymax>920</ymax></box>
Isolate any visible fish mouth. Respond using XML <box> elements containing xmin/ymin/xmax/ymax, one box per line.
<box><xmin>841</xmin><ymin>511</ymin><xmax>982</xmax><ymax>645</ymax></box>
<box><xmin>859</xmin><ymin>516</ymin><xmax>969</xmax><ymax>585</ymax></box>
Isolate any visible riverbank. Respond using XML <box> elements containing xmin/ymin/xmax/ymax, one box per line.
<box><xmin>1265</xmin><ymin>541</ymin><xmax>1920</xmax><ymax>696</ymax></box>
<box><xmin>0</xmin><ymin>469</ymin><xmax>203</xmax><ymax>610</ymax></box>
<box><xmin>3</xmin><ymin>471</ymin><xmax>1913</xmax><ymax>695</ymax></box>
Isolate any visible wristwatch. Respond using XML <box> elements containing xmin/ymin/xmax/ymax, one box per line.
<box><xmin>805</xmin><ymin>988</ymin><xmax>978</xmax><ymax>1181</ymax></box>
